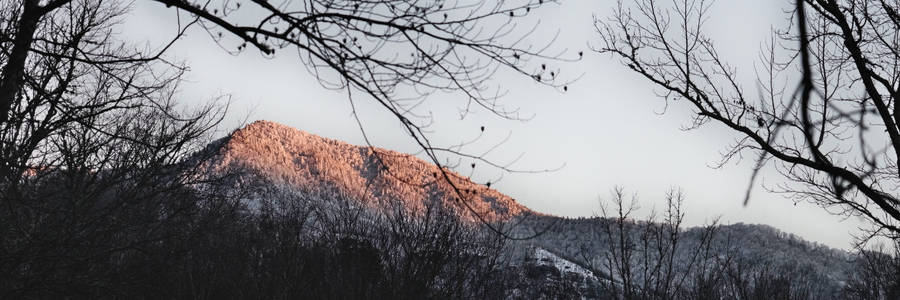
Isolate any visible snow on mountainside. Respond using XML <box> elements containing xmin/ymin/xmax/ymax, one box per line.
<box><xmin>205</xmin><ymin>120</ymin><xmax>530</xmax><ymax>222</ymax></box>
<box><xmin>532</xmin><ymin>247</ymin><xmax>598</xmax><ymax>281</ymax></box>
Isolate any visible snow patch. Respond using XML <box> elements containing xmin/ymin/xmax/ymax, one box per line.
<box><xmin>532</xmin><ymin>247</ymin><xmax>598</xmax><ymax>281</ymax></box>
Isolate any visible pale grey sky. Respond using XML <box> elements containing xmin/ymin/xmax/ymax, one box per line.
<box><xmin>125</xmin><ymin>0</ymin><xmax>865</xmax><ymax>250</ymax></box>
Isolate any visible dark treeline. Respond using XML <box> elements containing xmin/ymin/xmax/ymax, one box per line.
<box><xmin>3</xmin><ymin>161</ymin><xmax>512</xmax><ymax>299</ymax></box>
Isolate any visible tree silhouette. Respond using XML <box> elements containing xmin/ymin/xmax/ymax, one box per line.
<box><xmin>596</xmin><ymin>0</ymin><xmax>900</xmax><ymax>241</ymax></box>
<box><xmin>0</xmin><ymin>2</ymin><xmax>233</xmax><ymax>297</ymax></box>
<box><xmin>2</xmin><ymin>0</ymin><xmax>574</xmax><ymax>160</ymax></box>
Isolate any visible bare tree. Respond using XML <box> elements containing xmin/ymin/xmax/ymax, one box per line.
<box><xmin>1</xmin><ymin>0</ymin><xmax>575</xmax><ymax>234</ymax></box>
<box><xmin>0</xmin><ymin>1</ymin><xmax>233</xmax><ymax>297</ymax></box>
<box><xmin>596</xmin><ymin>0</ymin><xmax>900</xmax><ymax>240</ymax></box>
<box><xmin>586</xmin><ymin>187</ymin><xmax>841</xmax><ymax>300</ymax></box>
<box><xmin>592</xmin><ymin>187</ymin><xmax>720</xmax><ymax>300</ymax></box>
<box><xmin>843</xmin><ymin>241</ymin><xmax>900</xmax><ymax>299</ymax></box>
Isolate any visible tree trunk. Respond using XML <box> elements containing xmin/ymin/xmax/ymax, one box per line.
<box><xmin>0</xmin><ymin>0</ymin><xmax>42</xmax><ymax>125</ymax></box>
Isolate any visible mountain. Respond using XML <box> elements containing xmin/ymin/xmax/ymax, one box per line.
<box><xmin>200</xmin><ymin>120</ymin><xmax>862</xmax><ymax>299</ymax></box>
<box><xmin>204</xmin><ymin>120</ymin><xmax>529</xmax><ymax>222</ymax></box>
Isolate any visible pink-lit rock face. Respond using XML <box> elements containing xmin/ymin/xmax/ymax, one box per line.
<box><xmin>207</xmin><ymin>120</ymin><xmax>531</xmax><ymax>222</ymax></box>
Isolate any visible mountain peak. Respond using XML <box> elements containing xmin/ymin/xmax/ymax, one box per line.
<box><xmin>211</xmin><ymin>120</ymin><xmax>530</xmax><ymax>222</ymax></box>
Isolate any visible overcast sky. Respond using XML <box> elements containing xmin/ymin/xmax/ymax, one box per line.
<box><xmin>125</xmin><ymin>0</ymin><xmax>866</xmax><ymax>250</ymax></box>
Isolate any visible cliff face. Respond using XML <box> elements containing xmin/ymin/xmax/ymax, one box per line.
<box><xmin>208</xmin><ymin>120</ymin><xmax>530</xmax><ymax>222</ymax></box>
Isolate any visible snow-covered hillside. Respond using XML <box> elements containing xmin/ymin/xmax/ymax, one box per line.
<box><xmin>532</xmin><ymin>247</ymin><xmax>598</xmax><ymax>281</ymax></box>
